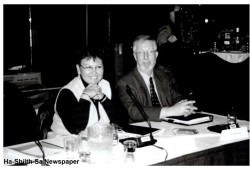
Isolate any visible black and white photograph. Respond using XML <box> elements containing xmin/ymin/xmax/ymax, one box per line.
<box><xmin>2</xmin><ymin>1</ymin><xmax>250</xmax><ymax>166</ymax></box>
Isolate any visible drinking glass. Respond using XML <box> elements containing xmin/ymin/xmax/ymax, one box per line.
<box><xmin>112</xmin><ymin>123</ymin><xmax>119</xmax><ymax>145</ymax></box>
<box><xmin>78</xmin><ymin>131</ymin><xmax>91</xmax><ymax>163</ymax></box>
<box><xmin>227</xmin><ymin>114</ymin><xmax>236</xmax><ymax>125</ymax></box>
<box><xmin>227</xmin><ymin>107</ymin><xmax>237</xmax><ymax>125</ymax></box>
<box><xmin>123</xmin><ymin>140</ymin><xmax>137</xmax><ymax>165</ymax></box>
<box><xmin>63</xmin><ymin>136</ymin><xmax>78</xmax><ymax>159</ymax></box>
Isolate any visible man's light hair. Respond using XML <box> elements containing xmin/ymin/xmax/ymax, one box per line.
<box><xmin>132</xmin><ymin>35</ymin><xmax>157</xmax><ymax>52</ymax></box>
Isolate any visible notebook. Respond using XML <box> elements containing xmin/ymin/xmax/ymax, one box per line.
<box><xmin>162</xmin><ymin>113</ymin><xmax>213</xmax><ymax>126</ymax></box>
<box><xmin>122</xmin><ymin>125</ymin><xmax>160</xmax><ymax>135</ymax></box>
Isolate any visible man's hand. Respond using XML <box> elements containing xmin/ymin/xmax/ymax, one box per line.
<box><xmin>160</xmin><ymin>100</ymin><xmax>198</xmax><ymax>119</ymax></box>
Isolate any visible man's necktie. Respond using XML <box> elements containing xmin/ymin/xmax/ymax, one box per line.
<box><xmin>149</xmin><ymin>77</ymin><xmax>161</xmax><ymax>107</ymax></box>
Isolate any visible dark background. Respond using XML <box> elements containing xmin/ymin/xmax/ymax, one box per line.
<box><xmin>3</xmin><ymin>4</ymin><xmax>249</xmax><ymax>120</ymax></box>
<box><xmin>4</xmin><ymin>4</ymin><xmax>249</xmax><ymax>87</ymax></box>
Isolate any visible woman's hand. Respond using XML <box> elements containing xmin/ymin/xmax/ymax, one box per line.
<box><xmin>92</xmin><ymin>92</ymin><xmax>104</xmax><ymax>100</ymax></box>
<box><xmin>82</xmin><ymin>83</ymin><xmax>104</xmax><ymax>100</ymax></box>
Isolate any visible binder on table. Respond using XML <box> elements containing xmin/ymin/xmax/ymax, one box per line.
<box><xmin>161</xmin><ymin>113</ymin><xmax>213</xmax><ymax>126</ymax></box>
<box><xmin>122</xmin><ymin>125</ymin><xmax>160</xmax><ymax>135</ymax></box>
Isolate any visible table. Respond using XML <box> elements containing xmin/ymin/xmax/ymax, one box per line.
<box><xmin>152</xmin><ymin>139</ymin><xmax>249</xmax><ymax>165</ymax></box>
<box><xmin>3</xmin><ymin>112</ymin><xmax>250</xmax><ymax>166</ymax></box>
<box><xmin>133</xmin><ymin>112</ymin><xmax>249</xmax><ymax>165</ymax></box>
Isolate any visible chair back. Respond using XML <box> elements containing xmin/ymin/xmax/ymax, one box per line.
<box><xmin>4</xmin><ymin>82</ymin><xmax>40</xmax><ymax>146</ymax></box>
<box><xmin>37</xmin><ymin>93</ymin><xmax>58</xmax><ymax>139</ymax></box>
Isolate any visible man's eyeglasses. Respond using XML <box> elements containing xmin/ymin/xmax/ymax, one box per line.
<box><xmin>134</xmin><ymin>50</ymin><xmax>157</xmax><ymax>58</ymax></box>
<box><xmin>80</xmin><ymin>65</ymin><xmax>103</xmax><ymax>72</ymax></box>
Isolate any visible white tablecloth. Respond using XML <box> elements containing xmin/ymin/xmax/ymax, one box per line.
<box><xmin>3</xmin><ymin>112</ymin><xmax>250</xmax><ymax>166</ymax></box>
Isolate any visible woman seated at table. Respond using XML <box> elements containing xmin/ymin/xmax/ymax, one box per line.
<box><xmin>51</xmin><ymin>48</ymin><xmax>128</xmax><ymax>136</ymax></box>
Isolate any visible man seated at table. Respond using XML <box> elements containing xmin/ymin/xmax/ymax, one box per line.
<box><xmin>116</xmin><ymin>35</ymin><xmax>198</xmax><ymax>123</ymax></box>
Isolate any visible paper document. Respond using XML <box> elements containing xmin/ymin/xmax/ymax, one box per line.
<box><xmin>7</xmin><ymin>142</ymin><xmax>64</xmax><ymax>159</ymax></box>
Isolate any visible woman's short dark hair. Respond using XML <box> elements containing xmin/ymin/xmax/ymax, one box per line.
<box><xmin>75</xmin><ymin>47</ymin><xmax>105</xmax><ymax>65</ymax></box>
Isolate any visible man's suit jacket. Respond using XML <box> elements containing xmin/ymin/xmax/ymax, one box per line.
<box><xmin>117</xmin><ymin>67</ymin><xmax>184</xmax><ymax>123</ymax></box>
